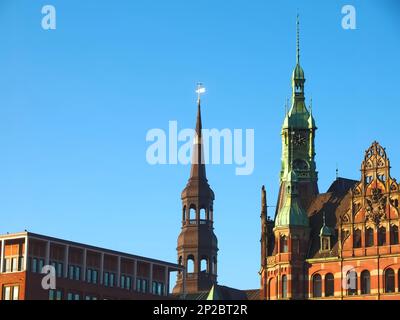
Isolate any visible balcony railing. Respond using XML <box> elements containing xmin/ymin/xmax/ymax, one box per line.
<box><xmin>185</xmin><ymin>219</ymin><xmax>212</xmax><ymax>226</ymax></box>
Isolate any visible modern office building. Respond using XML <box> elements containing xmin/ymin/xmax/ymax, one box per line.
<box><xmin>0</xmin><ymin>231</ymin><xmax>183</xmax><ymax>300</ymax></box>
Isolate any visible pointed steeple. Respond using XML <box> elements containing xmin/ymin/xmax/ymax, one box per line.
<box><xmin>296</xmin><ymin>13</ymin><xmax>300</xmax><ymax>65</ymax></box>
<box><xmin>174</xmin><ymin>84</ymin><xmax>218</xmax><ymax>295</ymax></box>
<box><xmin>189</xmin><ymin>99</ymin><xmax>207</xmax><ymax>181</ymax></box>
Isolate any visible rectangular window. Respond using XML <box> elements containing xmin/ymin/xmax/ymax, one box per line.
<box><xmin>5</xmin><ymin>258</ymin><xmax>11</xmax><ymax>272</ymax></box>
<box><xmin>104</xmin><ymin>272</ymin><xmax>109</xmax><ymax>287</ymax></box>
<box><xmin>67</xmin><ymin>293</ymin><xmax>73</xmax><ymax>300</ymax></box>
<box><xmin>158</xmin><ymin>283</ymin><xmax>164</xmax><ymax>296</ymax></box>
<box><xmin>87</xmin><ymin>268</ymin><xmax>92</xmax><ymax>283</ymax></box>
<box><xmin>57</xmin><ymin>263</ymin><xmax>63</xmax><ymax>278</ymax></box>
<box><xmin>75</xmin><ymin>266</ymin><xmax>81</xmax><ymax>281</ymax></box>
<box><xmin>138</xmin><ymin>279</ymin><xmax>148</xmax><ymax>293</ymax></box>
<box><xmin>152</xmin><ymin>281</ymin><xmax>157</xmax><ymax>294</ymax></box>
<box><xmin>92</xmin><ymin>270</ymin><xmax>98</xmax><ymax>284</ymax></box>
<box><xmin>69</xmin><ymin>265</ymin><xmax>74</xmax><ymax>280</ymax></box>
<box><xmin>120</xmin><ymin>275</ymin><xmax>125</xmax><ymax>289</ymax></box>
<box><xmin>19</xmin><ymin>257</ymin><xmax>24</xmax><ymax>271</ymax></box>
<box><xmin>49</xmin><ymin>289</ymin><xmax>55</xmax><ymax>300</ymax></box>
<box><xmin>74</xmin><ymin>293</ymin><xmax>80</xmax><ymax>300</ymax></box>
<box><xmin>136</xmin><ymin>278</ymin><xmax>141</xmax><ymax>292</ymax></box>
<box><xmin>56</xmin><ymin>290</ymin><xmax>62</xmax><ymax>300</ymax></box>
<box><xmin>2</xmin><ymin>286</ymin><xmax>19</xmax><ymax>300</ymax></box>
<box><xmin>11</xmin><ymin>257</ymin><xmax>18</xmax><ymax>272</ymax></box>
<box><xmin>38</xmin><ymin>259</ymin><xmax>45</xmax><ymax>273</ymax></box>
<box><xmin>126</xmin><ymin>276</ymin><xmax>131</xmax><ymax>290</ymax></box>
<box><xmin>110</xmin><ymin>273</ymin><xmax>115</xmax><ymax>287</ymax></box>
<box><xmin>32</xmin><ymin>258</ymin><xmax>38</xmax><ymax>273</ymax></box>
<box><xmin>12</xmin><ymin>286</ymin><xmax>19</xmax><ymax>300</ymax></box>
<box><xmin>3</xmin><ymin>286</ymin><xmax>11</xmax><ymax>300</ymax></box>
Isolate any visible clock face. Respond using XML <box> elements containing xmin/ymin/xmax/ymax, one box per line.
<box><xmin>293</xmin><ymin>132</ymin><xmax>307</xmax><ymax>146</ymax></box>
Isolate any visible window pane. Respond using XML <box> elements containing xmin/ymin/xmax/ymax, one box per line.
<box><xmin>325</xmin><ymin>274</ymin><xmax>334</xmax><ymax>297</ymax></box>
<box><xmin>282</xmin><ymin>276</ymin><xmax>287</xmax><ymax>298</ymax></box>
<box><xmin>110</xmin><ymin>273</ymin><xmax>115</xmax><ymax>287</ymax></box>
<box><xmin>6</xmin><ymin>258</ymin><xmax>11</xmax><ymax>272</ymax></box>
<box><xmin>57</xmin><ymin>263</ymin><xmax>63</xmax><ymax>278</ymax></box>
<box><xmin>39</xmin><ymin>259</ymin><xmax>44</xmax><ymax>272</ymax></box>
<box><xmin>12</xmin><ymin>286</ymin><xmax>19</xmax><ymax>300</ymax></box>
<box><xmin>49</xmin><ymin>289</ymin><xmax>55</xmax><ymax>300</ymax></box>
<box><xmin>87</xmin><ymin>269</ymin><xmax>92</xmax><ymax>282</ymax></box>
<box><xmin>32</xmin><ymin>258</ymin><xmax>38</xmax><ymax>273</ymax></box>
<box><xmin>385</xmin><ymin>269</ymin><xmax>395</xmax><ymax>293</ymax></box>
<box><xmin>3</xmin><ymin>286</ymin><xmax>11</xmax><ymax>300</ymax></box>
<box><xmin>313</xmin><ymin>274</ymin><xmax>322</xmax><ymax>298</ymax></box>
<box><xmin>93</xmin><ymin>270</ymin><xmax>98</xmax><ymax>284</ymax></box>
<box><xmin>75</xmin><ymin>267</ymin><xmax>81</xmax><ymax>280</ymax></box>
<box><xmin>56</xmin><ymin>290</ymin><xmax>62</xmax><ymax>300</ymax></box>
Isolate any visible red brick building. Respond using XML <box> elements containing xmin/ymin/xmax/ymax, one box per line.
<box><xmin>0</xmin><ymin>232</ymin><xmax>183</xmax><ymax>300</ymax></box>
<box><xmin>260</xmin><ymin>18</ymin><xmax>400</xmax><ymax>300</ymax></box>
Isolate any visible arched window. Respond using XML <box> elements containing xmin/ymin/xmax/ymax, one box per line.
<box><xmin>282</xmin><ymin>275</ymin><xmax>288</xmax><ymax>299</ymax></box>
<box><xmin>182</xmin><ymin>206</ymin><xmax>186</xmax><ymax>221</ymax></box>
<box><xmin>199</xmin><ymin>208</ymin><xmax>206</xmax><ymax>220</ymax></box>
<box><xmin>268</xmin><ymin>278</ymin><xmax>273</xmax><ymax>300</ymax></box>
<box><xmin>365</xmin><ymin>228</ymin><xmax>374</xmax><ymax>247</ymax></box>
<box><xmin>280</xmin><ymin>236</ymin><xmax>288</xmax><ymax>253</ymax></box>
<box><xmin>178</xmin><ymin>256</ymin><xmax>183</xmax><ymax>274</ymax></box>
<box><xmin>361</xmin><ymin>270</ymin><xmax>370</xmax><ymax>295</ymax></box>
<box><xmin>390</xmin><ymin>225</ymin><xmax>399</xmax><ymax>245</ymax></box>
<box><xmin>325</xmin><ymin>273</ymin><xmax>334</xmax><ymax>297</ymax></box>
<box><xmin>312</xmin><ymin>274</ymin><xmax>322</xmax><ymax>298</ymax></box>
<box><xmin>378</xmin><ymin>227</ymin><xmax>386</xmax><ymax>246</ymax></box>
<box><xmin>347</xmin><ymin>271</ymin><xmax>358</xmax><ymax>295</ymax></box>
<box><xmin>384</xmin><ymin>268</ymin><xmax>395</xmax><ymax>293</ymax></box>
<box><xmin>353</xmin><ymin>229</ymin><xmax>361</xmax><ymax>248</ymax></box>
<box><xmin>187</xmin><ymin>255</ymin><xmax>195</xmax><ymax>273</ymax></box>
<box><xmin>189</xmin><ymin>206</ymin><xmax>196</xmax><ymax>221</ymax></box>
<box><xmin>200</xmin><ymin>258</ymin><xmax>208</xmax><ymax>273</ymax></box>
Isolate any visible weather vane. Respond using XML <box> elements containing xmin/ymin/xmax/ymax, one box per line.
<box><xmin>195</xmin><ymin>82</ymin><xmax>206</xmax><ymax>103</ymax></box>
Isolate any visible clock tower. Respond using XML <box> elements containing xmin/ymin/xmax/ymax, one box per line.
<box><xmin>276</xmin><ymin>16</ymin><xmax>318</xmax><ymax>214</ymax></box>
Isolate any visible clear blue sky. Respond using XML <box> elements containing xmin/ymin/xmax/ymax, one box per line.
<box><xmin>0</xmin><ymin>0</ymin><xmax>399</xmax><ymax>290</ymax></box>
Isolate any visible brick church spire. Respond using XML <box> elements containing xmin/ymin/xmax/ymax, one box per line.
<box><xmin>173</xmin><ymin>84</ymin><xmax>218</xmax><ymax>295</ymax></box>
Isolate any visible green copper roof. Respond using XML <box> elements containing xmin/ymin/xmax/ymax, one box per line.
<box><xmin>275</xmin><ymin>170</ymin><xmax>309</xmax><ymax>228</ymax></box>
<box><xmin>292</xmin><ymin>63</ymin><xmax>305</xmax><ymax>80</ymax></box>
<box><xmin>319</xmin><ymin>212</ymin><xmax>334</xmax><ymax>236</ymax></box>
<box><xmin>206</xmin><ymin>285</ymin><xmax>222</xmax><ymax>300</ymax></box>
<box><xmin>320</xmin><ymin>225</ymin><xmax>334</xmax><ymax>236</ymax></box>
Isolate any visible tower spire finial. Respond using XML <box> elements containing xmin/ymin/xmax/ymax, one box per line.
<box><xmin>196</xmin><ymin>82</ymin><xmax>206</xmax><ymax>105</ymax></box>
<box><xmin>296</xmin><ymin>13</ymin><xmax>300</xmax><ymax>64</ymax></box>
